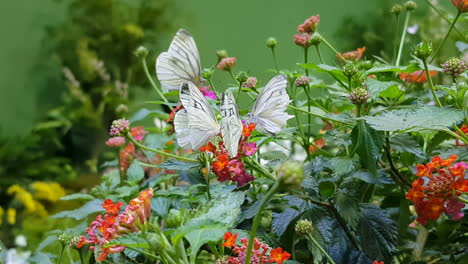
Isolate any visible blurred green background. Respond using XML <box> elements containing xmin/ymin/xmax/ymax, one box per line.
<box><xmin>0</xmin><ymin>0</ymin><xmax>400</xmax><ymax>137</ymax></box>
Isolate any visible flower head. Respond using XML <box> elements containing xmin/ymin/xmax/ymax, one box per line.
<box><xmin>441</xmin><ymin>57</ymin><xmax>467</xmax><ymax>77</ymax></box>
<box><xmin>242</xmin><ymin>77</ymin><xmax>258</xmax><ymax>89</ymax></box>
<box><xmin>297</xmin><ymin>15</ymin><xmax>320</xmax><ymax>33</ymax></box>
<box><xmin>295</xmin><ymin>219</ymin><xmax>313</xmax><ymax>235</ymax></box>
<box><xmin>294</xmin><ymin>33</ymin><xmax>313</xmax><ymax>47</ymax></box>
<box><xmin>242</xmin><ymin>142</ymin><xmax>258</xmax><ymax>156</ymax></box>
<box><xmin>130</xmin><ymin>126</ymin><xmax>148</xmax><ymax>141</ymax></box>
<box><xmin>200</xmin><ymin>86</ymin><xmax>217</xmax><ymax>100</ymax></box>
<box><xmin>349</xmin><ymin>87</ymin><xmax>370</xmax><ymax>105</ymax></box>
<box><xmin>106</xmin><ymin>136</ymin><xmax>126</xmax><ymax>147</ymax></box>
<box><xmin>451</xmin><ymin>0</ymin><xmax>468</xmax><ymax>13</ymax></box>
<box><xmin>294</xmin><ymin>76</ymin><xmax>310</xmax><ymax>87</ymax></box>
<box><xmin>270</xmin><ymin>248</ymin><xmax>291</xmax><ymax>264</ymax></box>
<box><xmin>110</xmin><ymin>118</ymin><xmax>130</xmax><ymax>136</ymax></box>
<box><xmin>222</xmin><ymin>232</ymin><xmax>238</xmax><ymax>247</ymax></box>
<box><xmin>217</xmin><ymin>57</ymin><xmax>237</xmax><ymax>71</ymax></box>
<box><xmin>399</xmin><ymin>70</ymin><xmax>437</xmax><ymax>83</ymax></box>
<box><xmin>339</xmin><ymin>47</ymin><xmax>366</xmax><ymax>62</ymax></box>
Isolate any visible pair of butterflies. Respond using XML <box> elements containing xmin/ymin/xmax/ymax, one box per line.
<box><xmin>156</xmin><ymin>29</ymin><xmax>292</xmax><ymax>157</ymax></box>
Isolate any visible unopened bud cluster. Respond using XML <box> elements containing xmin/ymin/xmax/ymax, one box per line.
<box><xmin>236</xmin><ymin>71</ymin><xmax>249</xmax><ymax>83</ymax></box>
<box><xmin>266</xmin><ymin>37</ymin><xmax>277</xmax><ymax>49</ymax></box>
<box><xmin>391</xmin><ymin>4</ymin><xmax>403</xmax><ymax>15</ymax></box>
<box><xmin>295</xmin><ymin>76</ymin><xmax>311</xmax><ymax>87</ymax></box>
<box><xmin>441</xmin><ymin>58</ymin><xmax>467</xmax><ymax>77</ymax></box>
<box><xmin>110</xmin><ymin>118</ymin><xmax>130</xmax><ymax>136</ymax></box>
<box><xmin>343</xmin><ymin>62</ymin><xmax>358</xmax><ymax>77</ymax></box>
<box><xmin>413</xmin><ymin>41</ymin><xmax>432</xmax><ymax>60</ymax></box>
<box><xmin>134</xmin><ymin>46</ymin><xmax>149</xmax><ymax>58</ymax></box>
<box><xmin>349</xmin><ymin>87</ymin><xmax>370</xmax><ymax>105</ymax></box>
<box><xmin>295</xmin><ymin>219</ymin><xmax>313</xmax><ymax>235</ymax></box>
<box><xmin>404</xmin><ymin>1</ymin><xmax>417</xmax><ymax>11</ymax></box>
<box><xmin>277</xmin><ymin>160</ymin><xmax>304</xmax><ymax>189</ymax></box>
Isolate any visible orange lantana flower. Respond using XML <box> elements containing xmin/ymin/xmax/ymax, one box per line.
<box><xmin>222</xmin><ymin>232</ymin><xmax>238</xmax><ymax>247</ymax></box>
<box><xmin>399</xmin><ymin>70</ymin><xmax>437</xmax><ymax>83</ymax></box>
<box><xmin>270</xmin><ymin>247</ymin><xmax>291</xmax><ymax>264</ymax></box>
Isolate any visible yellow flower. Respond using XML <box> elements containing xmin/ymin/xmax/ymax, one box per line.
<box><xmin>32</xmin><ymin>182</ymin><xmax>66</xmax><ymax>203</ymax></box>
<box><xmin>7</xmin><ymin>184</ymin><xmax>49</xmax><ymax>216</ymax></box>
<box><xmin>7</xmin><ymin>208</ymin><xmax>16</xmax><ymax>225</ymax></box>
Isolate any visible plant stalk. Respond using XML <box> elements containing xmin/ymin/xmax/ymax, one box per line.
<box><xmin>307</xmin><ymin>233</ymin><xmax>336</xmax><ymax>264</ymax></box>
<box><xmin>422</xmin><ymin>58</ymin><xmax>442</xmax><ymax>107</ymax></box>
<box><xmin>396</xmin><ymin>11</ymin><xmax>411</xmax><ymax>66</ymax></box>
<box><xmin>142</xmin><ymin>58</ymin><xmax>168</xmax><ymax>102</ymax></box>
<box><xmin>430</xmin><ymin>10</ymin><xmax>461</xmax><ymax>63</ymax></box>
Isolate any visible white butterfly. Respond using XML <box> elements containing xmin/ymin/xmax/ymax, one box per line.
<box><xmin>174</xmin><ymin>82</ymin><xmax>220</xmax><ymax>151</ymax></box>
<box><xmin>220</xmin><ymin>92</ymin><xmax>243</xmax><ymax>157</ymax></box>
<box><xmin>156</xmin><ymin>29</ymin><xmax>204</xmax><ymax>91</ymax></box>
<box><xmin>249</xmin><ymin>74</ymin><xmax>293</xmax><ymax>134</ymax></box>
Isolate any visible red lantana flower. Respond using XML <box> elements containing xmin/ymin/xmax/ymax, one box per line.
<box><xmin>222</xmin><ymin>232</ymin><xmax>238</xmax><ymax>247</ymax></box>
<box><xmin>373</xmin><ymin>261</ymin><xmax>384</xmax><ymax>264</ymax></box>
<box><xmin>406</xmin><ymin>155</ymin><xmax>467</xmax><ymax>225</ymax></box>
<box><xmin>269</xmin><ymin>248</ymin><xmax>291</xmax><ymax>264</ymax></box>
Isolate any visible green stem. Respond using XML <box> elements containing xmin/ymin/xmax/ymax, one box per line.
<box><xmin>58</xmin><ymin>245</ymin><xmax>65</xmax><ymax>264</ymax></box>
<box><xmin>77</xmin><ymin>247</ymin><xmax>86</xmax><ymax>264</ymax></box>
<box><xmin>271</xmin><ymin>48</ymin><xmax>280</xmax><ymax>73</ymax></box>
<box><xmin>315</xmin><ymin>45</ymin><xmax>325</xmax><ymax>64</ymax></box>
<box><xmin>444</xmin><ymin>129</ymin><xmax>468</xmax><ymax>145</ymax></box>
<box><xmin>142</xmin><ymin>58</ymin><xmax>168</xmax><ymax>102</ymax></box>
<box><xmin>204</xmin><ymin>160</ymin><xmax>212</xmax><ymax>201</ymax></box>
<box><xmin>304</xmin><ymin>47</ymin><xmax>309</xmax><ymax>76</ymax></box>
<box><xmin>315</xmin><ymin>45</ymin><xmax>347</xmax><ymax>89</ymax></box>
<box><xmin>161</xmin><ymin>250</ymin><xmax>179</xmax><ymax>264</ymax></box>
<box><xmin>430</xmin><ymin>10</ymin><xmax>461</xmax><ymax>63</ymax></box>
<box><xmin>245</xmin><ymin>182</ymin><xmax>280</xmax><ymax>264</ymax></box>
<box><xmin>125</xmin><ymin>133</ymin><xmax>198</xmax><ymax>162</ymax></box>
<box><xmin>422</xmin><ymin>58</ymin><xmax>443</xmax><ymax>107</ymax></box>
<box><xmin>458</xmin><ymin>196</ymin><xmax>468</xmax><ymax>203</ymax></box>
<box><xmin>208</xmin><ymin>79</ymin><xmax>218</xmax><ymax>96</ymax></box>
<box><xmin>178</xmin><ymin>240</ymin><xmax>190</xmax><ymax>264</ymax></box>
<box><xmin>236</xmin><ymin>80</ymin><xmax>243</xmax><ymax>102</ymax></box>
<box><xmin>321</xmin><ymin>37</ymin><xmax>345</xmax><ymax>61</ymax></box>
<box><xmin>396</xmin><ymin>11</ymin><xmax>411</xmax><ymax>66</ymax></box>
<box><xmin>453</xmin><ymin>125</ymin><xmax>468</xmax><ymax>144</ymax></box>
<box><xmin>307</xmin><ymin>233</ymin><xmax>336</xmax><ymax>264</ymax></box>
<box><xmin>127</xmin><ymin>246</ymin><xmax>161</xmax><ymax>260</ymax></box>
<box><xmin>228</xmin><ymin>70</ymin><xmax>238</xmax><ymax>84</ymax></box>
<box><xmin>245</xmin><ymin>158</ymin><xmax>276</xmax><ymax>181</ymax></box>
<box><xmin>424</xmin><ymin>0</ymin><xmax>465</xmax><ymax>41</ymax></box>
<box><xmin>392</xmin><ymin>14</ymin><xmax>400</xmax><ymax>65</ymax></box>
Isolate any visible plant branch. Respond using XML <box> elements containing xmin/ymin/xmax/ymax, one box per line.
<box><xmin>396</xmin><ymin>11</ymin><xmax>411</xmax><ymax>66</ymax></box>
<box><xmin>142</xmin><ymin>58</ymin><xmax>168</xmax><ymax>102</ymax></box>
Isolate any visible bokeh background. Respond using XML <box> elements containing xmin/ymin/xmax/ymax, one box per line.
<box><xmin>0</xmin><ymin>0</ymin><xmax>464</xmax><ymax>252</ymax></box>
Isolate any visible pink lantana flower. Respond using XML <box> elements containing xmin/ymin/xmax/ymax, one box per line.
<box><xmin>200</xmin><ymin>86</ymin><xmax>217</xmax><ymax>100</ymax></box>
<box><xmin>445</xmin><ymin>198</ymin><xmax>465</xmax><ymax>221</ymax></box>
<box><xmin>242</xmin><ymin>142</ymin><xmax>258</xmax><ymax>156</ymax></box>
<box><xmin>106</xmin><ymin>137</ymin><xmax>126</xmax><ymax>147</ymax></box>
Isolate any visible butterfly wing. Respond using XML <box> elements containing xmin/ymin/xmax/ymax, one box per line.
<box><xmin>176</xmin><ymin>82</ymin><xmax>220</xmax><ymax>150</ymax></box>
<box><xmin>250</xmin><ymin>75</ymin><xmax>293</xmax><ymax>134</ymax></box>
<box><xmin>156</xmin><ymin>29</ymin><xmax>202</xmax><ymax>91</ymax></box>
<box><xmin>173</xmin><ymin>109</ymin><xmax>191</xmax><ymax>149</ymax></box>
<box><xmin>220</xmin><ymin>92</ymin><xmax>243</xmax><ymax>157</ymax></box>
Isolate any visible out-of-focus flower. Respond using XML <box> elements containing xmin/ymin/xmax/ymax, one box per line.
<box><xmin>7</xmin><ymin>185</ymin><xmax>47</xmax><ymax>216</ymax></box>
<box><xmin>297</xmin><ymin>15</ymin><xmax>320</xmax><ymax>33</ymax></box>
<box><xmin>294</xmin><ymin>33</ymin><xmax>313</xmax><ymax>47</ymax></box>
<box><xmin>120</xmin><ymin>143</ymin><xmax>135</xmax><ymax>171</ymax></box>
<box><xmin>407</xmin><ymin>24</ymin><xmax>419</xmax><ymax>35</ymax></box>
<box><xmin>373</xmin><ymin>261</ymin><xmax>384</xmax><ymax>264</ymax></box>
<box><xmin>441</xmin><ymin>57</ymin><xmax>467</xmax><ymax>76</ymax></box>
<box><xmin>406</xmin><ymin>155</ymin><xmax>467</xmax><ymax>225</ymax></box>
<box><xmin>294</xmin><ymin>76</ymin><xmax>310</xmax><ymax>87</ymax></box>
<box><xmin>404</xmin><ymin>1</ymin><xmax>417</xmax><ymax>11</ymax></box>
<box><xmin>339</xmin><ymin>47</ymin><xmax>366</xmax><ymax>62</ymax></box>
<box><xmin>217</xmin><ymin>57</ymin><xmax>237</xmax><ymax>71</ymax></box>
<box><xmin>310</xmin><ymin>32</ymin><xmax>322</xmax><ymax>46</ymax></box>
<box><xmin>106</xmin><ymin>136</ymin><xmax>126</xmax><ymax>147</ymax></box>
<box><xmin>451</xmin><ymin>0</ymin><xmax>468</xmax><ymax>13</ymax></box>
<box><xmin>77</xmin><ymin>188</ymin><xmax>154</xmax><ymax>261</ymax></box>
<box><xmin>130</xmin><ymin>126</ymin><xmax>148</xmax><ymax>141</ymax></box>
<box><xmin>391</xmin><ymin>4</ymin><xmax>403</xmax><ymax>15</ymax></box>
<box><xmin>349</xmin><ymin>87</ymin><xmax>370</xmax><ymax>105</ymax></box>
<box><xmin>31</xmin><ymin>182</ymin><xmax>66</xmax><ymax>203</ymax></box>
<box><xmin>216</xmin><ymin>50</ymin><xmax>229</xmax><ymax>59</ymax></box>
<box><xmin>110</xmin><ymin>118</ymin><xmax>130</xmax><ymax>136</ymax></box>
<box><xmin>399</xmin><ymin>70</ymin><xmax>437</xmax><ymax>83</ymax></box>
<box><xmin>7</xmin><ymin>208</ymin><xmax>16</xmax><ymax>225</ymax></box>
<box><xmin>277</xmin><ymin>160</ymin><xmax>304</xmax><ymax>190</ymax></box>
<box><xmin>134</xmin><ymin>46</ymin><xmax>148</xmax><ymax>58</ymax></box>
<box><xmin>309</xmin><ymin>138</ymin><xmax>325</xmax><ymax>153</ymax></box>
<box><xmin>200</xmin><ymin>86</ymin><xmax>217</xmax><ymax>100</ymax></box>
<box><xmin>242</xmin><ymin>77</ymin><xmax>258</xmax><ymax>88</ymax></box>
<box><xmin>222</xmin><ymin>232</ymin><xmax>238</xmax><ymax>247</ymax></box>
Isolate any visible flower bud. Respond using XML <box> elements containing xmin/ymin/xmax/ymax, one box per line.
<box><xmin>441</xmin><ymin>57</ymin><xmax>467</xmax><ymax>76</ymax></box>
<box><xmin>202</xmin><ymin>68</ymin><xmax>214</xmax><ymax>80</ymax></box>
<box><xmin>216</xmin><ymin>50</ymin><xmax>229</xmax><ymax>59</ymax></box>
<box><xmin>242</xmin><ymin>77</ymin><xmax>257</xmax><ymax>88</ymax></box>
<box><xmin>266</xmin><ymin>37</ymin><xmax>277</xmax><ymax>49</ymax></box>
<box><xmin>294</xmin><ymin>76</ymin><xmax>310</xmax><ymax>87</ymax></box>
<box><xmin>451</xmin><ymin>0</ymin><xmax>468</xmax><ymax>13</ymax></box>
<box><xmin>134</xmin><ymin>46</ymin><xmax>149</xmax><ymax>58</ymax></box>
<box><xmin>404</xmin><ymin>1</ymin><xmax>417</xmax><ymax>11</ymax></box>
<box><xmin>295</xmin><ymin>219</ymin><xmax>313</xmax><ymax>236</ymax></box>
<box><xmin>297</xmin><ymin>15</ymin><xmax>320</xmax><ymax>33</ymax></box>
<box><xmin>413</xmin><ymin>41</ymin><xmax>432</xmax><ymax>60</ymax></box>
<box><xmin>215</xmin><ymin>256</ymin><xmax>230</xmax><ymax>264</ymax></box>
<box><xmin>147</xmin><ymin>232</ymin><xmax>167</xmax><ymax>251</ymax></box>
<box><xmin>58</xmin><ymin>232</ymin><xmax>80</xmax><ymax>248</ymax></box>
<box><xmin>109</xmin><ymin>118</ymin><xmax>130</xmax><ymax>137</ymax></box>
<box><xmin>310</xmin><ymin>33</ymin><xmax>322</xmax><ymax>46</ymax></box>
<box><xmin>260</xmin><ymin>211</ymin><xmax>272</xmax><ymax>229</ymax></box>
<box><xmin>343</xmin><ymin>62</ymin><xmax>358</xmax><ymax>77</ymax></box>
<box><xmin>349</xmin><ymin>87</ymin><xmax>370</xmax><ymax>105</ymax></box>
<box><xmin>277</xmin><ymin>160</ymin><xmax>304</xmax><ymax>190</ymax></box>
<box><xmin>294</xmin><ymin>33</ymin><xmax>313</xmax><ymax>48</ymax></box>
<box><xmin>217</xmin><ymin>57</ymin><xmax>237</xmax><ymax>71</ymax></box>
<box><xmin>390</xmin><ymin>4</ymin><xmax>403</xmax><ymax>15</ymax></box>
<box><xmin>116</xmin><ymin>104</ymin><xmax>128</xmax><ymax>115</ymax></box>
<box><xmin>165</xmin><ymin>209</ymin><xmax>184</xmax><ymax>228</ymax></box>
<box><xmin>357</xmin><ymin>60</ymin><xmax>373</xmax><ymax>71</ymax></box>
<box><xmin>235</xmin><ymin>71</ymin><xmax>249</xmax><ymax>83</ymax></box>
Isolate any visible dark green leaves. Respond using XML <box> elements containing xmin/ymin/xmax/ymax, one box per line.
<box><xmin>362</xmin><ymin>106</ymin><xmax>465</xmax><ymax>132</ymax></box>
<box><xmin>351</xmin><ymin>121</ymin><xmax>383</xmax><ymax>176</ymax></box>
<box><xmin>157</xmin><ymin>159</ymin><xmax>200</xmax><ymax>170</ymax></box>
<box><xmin>365</xmin><ymin>79</ymin><xmax>398</xmax><ymax>99</ymax></box>
<box><xmin>127</xmin><ymin>160</ymin><xmax>145</xmax><ymax>184</ymax></box>
<box><xmin>52</xmin><ymin>199</ymin><xmax>104</xmax><ymax>220</ymax></box>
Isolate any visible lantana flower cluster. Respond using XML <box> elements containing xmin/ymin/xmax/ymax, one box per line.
<box><xmin>338</xmin><ymin>47</ymin><xmax>366</xmax><ymax>62</ymax></box>
<box><xmin>294</xmin><ymin>15</ymin><xmax>320</xmax><ymax>47</ymax></box>
<box><xmin>106</xmin><ymin>125</ymin><xmax>149</xmax><ymax>171</ymax></box>
<box><xmin>77</xmin><ymin>188</ymin><xmax>154</xmax><ymax>261</ymax></box>
<box><xmin>399</xmin><ymin>70</ymin><xmax>437</xmax><ymax>83</ymax></box>
<box><xmin>200</xmin><ymin>123</ymin><xmax>258</xmax><ymax>187</ymax></box>
<box><xmin>406</xmin><ymin>155</ymin><xmax>468</xmax><ymax>225</ymax></box>
<box><xmin>218</xmin><ymin>232</ymin><xmax>291</xmax><ymax>264</ymax></box>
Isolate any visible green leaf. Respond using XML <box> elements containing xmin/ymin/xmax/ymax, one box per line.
<box><xmin>60</xmin><ymin>193</ymin><xmax>94</xmax><ymax>201</ymax></box>
<box><xmin>363</xmin><ymin>106</ymin><xmax>465</xmax><ymax>132</ymax></box>
<box><xmin>127</xmin><ymin>160</ymin><xmax>144</xmax><ymax>184</ymax></box>
<box><xmin>318</xmin><ymin>181</ymin><xmax>336</xmax><ymax>198</ymax></box>
<box><xmin>335</xmin><ymin>191</ymin><xmax>360</xmax><ymax>229</ymax></box>
<box><xmin>389</xmin><ymin>134</ymin><xmax>425</xmax><ymax>158</ymax></box>
<box><xmin>107</xmin><ymin>232</ymin><xmax>149</xmax><ymax>248</ymax></box>
<box><xmin>300</xmin><ymin>63</ymin><xmax>346</xmax><ymax>79</ymax></box>
<box><xmin>351</xmin><ymin>121</ymin><xmax>383</xmax><ymax>176</ymax></box>
<box><xmin>260</xmin><ymin>150</ymin><xmax>288</xmax><ymax>161</ymax></box>
<box><xmin>130</xmin><ymin>108</ymin><xmax>167</xmax><ymax>122</ymax></box>
<box><xmin>185</xmin><ymin>226</ymin><xmax>227</xmax><ymax>258</ymax></box>
<box><xmin>190</xmin><ymin>191</ymin><xmax>246</xmax><ymax>227</ymax></box>
<box><xmin>52</xmin><ymin>199</ymin><xmax>104</xmax><ymax>220</ymax></box>
<box><xmin>352</xmin><ymin>170</ymin><xmax>393</xmax><ymax>184</ymax></box>
<box><xmin>357</xmin><ymin>204</ymin><xmax>398</xmax><ymax>263</ymax></box>
<box><xmin>157</xmin><ymin>159</ymin><xmax>200</xmax><ymax>170</ymax></box>
<box><xmin>273</xmin><ymin>196</ymin><xmax>310</xmax><ymax>236</ymax></box>
<box><xmin>145</xmin><ymin>100</ymin><xmax>179</xmax><ymax>107</ymax></box>
<box><xmin>329</xmin><ymin>157</ymin><xmax>356</xmax><ymax>177</ymax></box>
<box><xmin>365</xmin><ymin>79</ymin><xmax>398</xmax><ymax>99</ymax></box>
<box><xmin>28</xmin><ymin>253</ymin><xmax>53</xmax><ymax>264</ymax></box>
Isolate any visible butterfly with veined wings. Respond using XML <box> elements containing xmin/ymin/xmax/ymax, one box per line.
<box><xmin>156</xmin><ymin>29</ymin><xmax>204</xmax><ymax>91</ymax></box>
